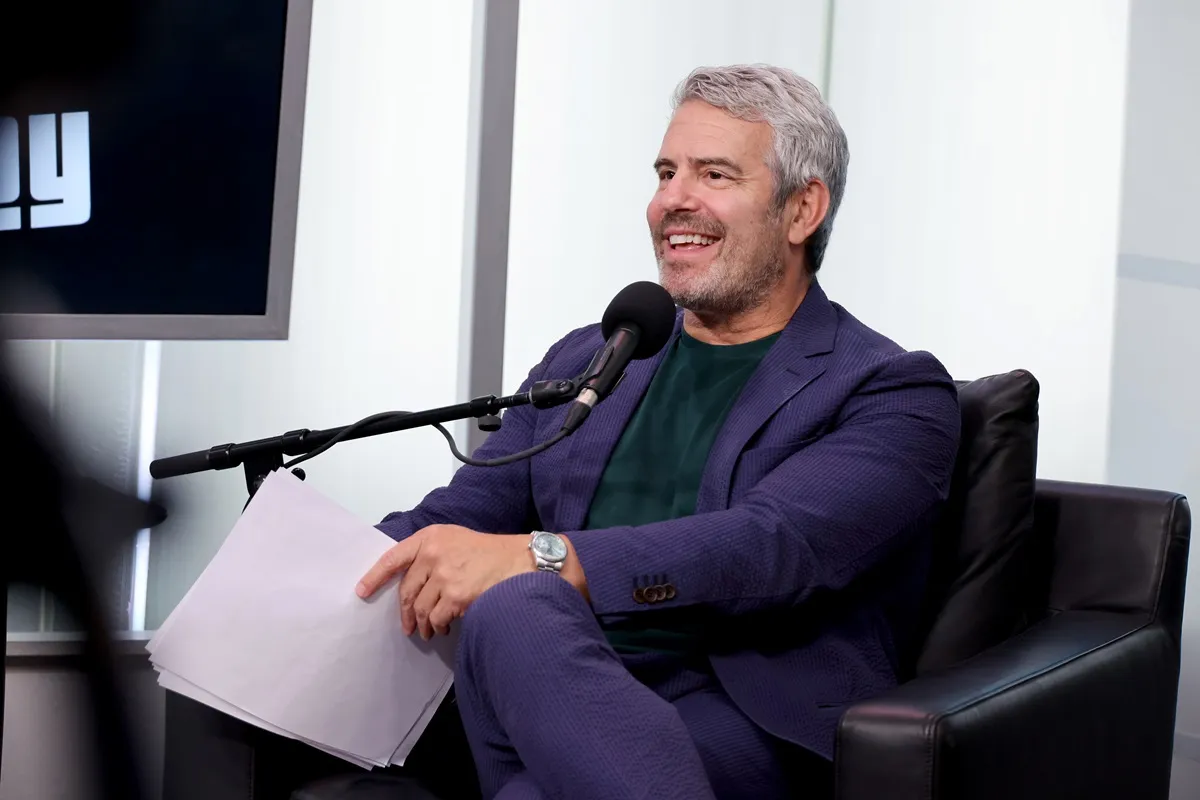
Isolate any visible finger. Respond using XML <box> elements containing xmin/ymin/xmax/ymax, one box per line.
<box><xmin>357</xmin><ymin>536</ymin><xmax>421</xmax><ymax>598</ymax></box>
<box><xmin>411</xmin><ymin>578</ymin><xmax>442</xmax><ymax>640</ymax></box>
<box><xmin>398</xmin><ymin>562</ymin><xmax>432</xmax><ymax>636</ymax></box>
<box><xmin>428</xmin><ymin>594</ymin><xmax>461</xmax><ymax>637</ymax></box>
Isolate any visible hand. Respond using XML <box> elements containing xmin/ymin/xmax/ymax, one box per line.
<box><xmin>355</xmin><ymin>525</ymin><xmax>532</xmax><ymax>639</ymax></box>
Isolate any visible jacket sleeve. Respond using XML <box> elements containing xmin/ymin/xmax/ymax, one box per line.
<box><xmin>566</xmin><ymin>349</ymin><xmax>961</xmax><ymax>617</ymax></box>
<box><xmin>376</xmin><ymin>330</ymin><xmax>582</xmax><ymax>542</ymax></box>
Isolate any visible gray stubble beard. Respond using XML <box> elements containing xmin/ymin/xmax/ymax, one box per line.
<box><xmin>654</xmin><ymin>222</ymin><xmax>787</xmax><ymax>317</ymax></box>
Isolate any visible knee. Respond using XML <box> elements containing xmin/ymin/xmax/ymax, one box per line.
<box><xmin>461</xmin><ymin>571</ymin><xmax>580</xmax><ymax>644</ymax></box>
<box><xmin>456</xmin><ymin>572</ymin><xmax>585</xmax><ymax>676</ymax></box>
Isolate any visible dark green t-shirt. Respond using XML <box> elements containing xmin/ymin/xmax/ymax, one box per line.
<box><xmin>583</xmin><ymin>329</ymin><xmax>780</xmax><ymax>654</ymax></box>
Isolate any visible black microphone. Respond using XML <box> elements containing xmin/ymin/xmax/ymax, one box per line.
<box><xmin>562</xmin><ymin>281</ymin><xmax>677</xmax><ymax>434</ymax></box>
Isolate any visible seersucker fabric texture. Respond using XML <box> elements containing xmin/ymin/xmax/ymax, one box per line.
<box><xmin>453</xmin><ymin>571</ymin><xmax>827</xmax><ymax>799</ymax></box>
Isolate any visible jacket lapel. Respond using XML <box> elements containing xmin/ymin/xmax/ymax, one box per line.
<box><xmin>695</xmin><ymin>281</ymin><xmax>838</xmax><ymax>512</ymax></box>
<box><xmin>555</xmin><ymin>311</ymin><xmax>685</xmax><ymax>532</ymax></box>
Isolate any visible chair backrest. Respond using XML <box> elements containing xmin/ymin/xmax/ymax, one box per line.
<box><xmin>914</xmin><ymin>370</ymin><xmax>1042</xmax><ymax>675</ymax></box>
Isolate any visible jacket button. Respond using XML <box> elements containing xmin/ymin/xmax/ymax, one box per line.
<box><xmin>664</xmin><ymin>584</ymin><xmax>677</xmax><ymax>600</ymax></box>
<box><xmin>633</xmin><ymin>587</ymin><xmax>646</xmax><ymax>604</ymax></box>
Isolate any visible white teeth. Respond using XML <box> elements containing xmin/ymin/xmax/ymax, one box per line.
<box><xmin>668</xmin><ymin>233</ymin><xmax>718</xmax><ymax>246</ymax></box>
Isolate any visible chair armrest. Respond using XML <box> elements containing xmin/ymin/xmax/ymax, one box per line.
<box><xmin>835</xmin><ymin>610</ymin><xmax>1179</xmax><ymax>800</ymax></box>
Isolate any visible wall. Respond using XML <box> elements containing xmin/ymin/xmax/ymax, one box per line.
<box><xmin>818</xmin><ymin>0</ymin><xmax>1131</xmax><ymax>484</ymax></box>
<box><xmin>1</xmin><ymin>642</ymin><xmax>165</xmax><ymax>800</ymax></box>
<box><xmin>1105</xmin><ymin>0</ymin><xmax>1200</xmax><ymax>791</ymax></box>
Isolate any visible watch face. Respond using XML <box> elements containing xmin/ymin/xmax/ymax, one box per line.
<box><xmin>533</xmin><ymin>532</ymin><xmax>567</xmax><ymax>561</ymax></box>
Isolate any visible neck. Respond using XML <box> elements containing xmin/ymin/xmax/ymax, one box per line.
<box><xmin>683</xmin><ymin>275</ymin><xmax>810</xmax><ymax>345</ymax></box>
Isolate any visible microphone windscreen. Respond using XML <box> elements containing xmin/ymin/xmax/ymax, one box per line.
<box><xmin>601</xmin><ymin>281</ymin><xmax>677</xmax><ymax>359</ymax></box>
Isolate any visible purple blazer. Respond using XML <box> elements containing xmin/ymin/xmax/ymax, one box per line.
<box><xmin>378</xmin><ymin>281</ymin><xmax>961</xmax><ymax>759</ymax></box>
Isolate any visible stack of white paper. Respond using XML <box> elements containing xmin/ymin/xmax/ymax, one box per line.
<box><xmin>147</xmin><ymin>469</ymin><xmax>456</xmax><ymax>769</ymax></box>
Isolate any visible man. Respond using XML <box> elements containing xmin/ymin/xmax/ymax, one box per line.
<box><xmin>357</xmin><ymin>64</ymin><xmax>961</xmax><ymax>800</ymax></box>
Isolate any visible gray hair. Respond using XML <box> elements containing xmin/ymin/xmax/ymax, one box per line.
<box><xmin>672</xmin><ymin>64</ymin><xmax>849</xmax><ymax>272</ymax></box>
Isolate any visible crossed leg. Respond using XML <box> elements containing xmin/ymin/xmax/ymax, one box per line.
<box><xmin>453</xmin><ymin>571</ymin><xmax>797</xmax><ymax>800</ymax></box>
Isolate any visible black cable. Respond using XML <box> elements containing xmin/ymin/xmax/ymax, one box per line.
<box><xmin>282</xmin><ymin>411</ymin><xmax>403</xmax><ymax>469</ymax></box>
<box><xmin>282</xmin><ymin>411</ymin><xmax>572</xmax><ymax>471</ymax></box>
<box><xmin>436</xmin><ymin>423</ymin><xmax>572</xmax><ymax>467</ymax></box>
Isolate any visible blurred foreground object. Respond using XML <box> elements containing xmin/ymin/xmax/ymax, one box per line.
<box><xmin>0</xmin><ymin>348</ymin><xmax>165</xmax><ymax>800</ymax></box>
<box><xmin>2</xmin><ymin>1</ymin><xmax>161</xmax><ymax>798</ymax></box>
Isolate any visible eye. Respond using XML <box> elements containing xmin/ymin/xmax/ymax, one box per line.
<box><xmin>657</xmin><ymin>169</ymin><xmax>675</xmax><ymax>182</ymax></box>
<box><xmin>706</xmin><ymin>170</ymin><xmax>726</xmax><ymax>181</ymax></box>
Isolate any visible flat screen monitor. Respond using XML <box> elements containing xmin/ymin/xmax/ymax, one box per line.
<box><xmin>0</xmin><ymin>1</ymin><xmax>312</xmax><ymax>340</ymax></box>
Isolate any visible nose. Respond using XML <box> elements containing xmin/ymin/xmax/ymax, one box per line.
<box><xmin>657</xmin><ymin>172</ymin><xmax>700</xmax><ymax>212</ymax></box>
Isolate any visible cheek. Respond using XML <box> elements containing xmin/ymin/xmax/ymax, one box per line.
<box><xmin>702</xmin><ymin>199</ymin><xmax>740</xmax><ymax>233</ymax></box>
<box><xmin>719</xmin><ymin>208</ymin><xmax>769</xmax><ymax>245</ymax></box>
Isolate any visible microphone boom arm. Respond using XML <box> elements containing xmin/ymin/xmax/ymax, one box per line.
<box><xmin>148</xmin><ymin>377</ymin><xmax>579</xmax><ymax>498</ymax></box>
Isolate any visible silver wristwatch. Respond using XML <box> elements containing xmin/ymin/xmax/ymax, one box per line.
<box><xmin>529</xmin><ymin>531</ymin><xmax>568</xmax><ymax>573</ymax></box>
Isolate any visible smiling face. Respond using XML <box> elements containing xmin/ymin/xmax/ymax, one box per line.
<box><xmin>647</xmin><ymin>100</ymin><xmax>794</xmax><ymax>316</ymax></box>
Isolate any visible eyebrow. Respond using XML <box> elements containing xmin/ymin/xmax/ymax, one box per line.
<box><xmin>653</xmin><ymin>156</ymin><xmax>745</xmax><ymax>176</ymax></box>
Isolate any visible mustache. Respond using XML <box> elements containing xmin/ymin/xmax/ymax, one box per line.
<box><xmin>656</xmin><ymin>213</ymin><xmax>724</xmax><ymax>239</ymax></box>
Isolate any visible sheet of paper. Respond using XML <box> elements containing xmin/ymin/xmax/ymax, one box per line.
<box><xmin>154</xmin><ymin>667</ymin><xmax>381</xmax><ymax>769</ymax></box>
<box><xmin>390</xmin><ymin>674</ymin><xmax>455</xmax><ymax>767</ymax></box>
<box><xmin>147</xmin><ymin>469</ymin><xmax>456</xmax><ymax>767</ymax></box>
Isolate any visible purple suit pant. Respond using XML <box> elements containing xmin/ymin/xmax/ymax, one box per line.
<box><xmin>453</xmin><ymin>571</ymin><xmax>831</xmax><ymax>800</ymax></box>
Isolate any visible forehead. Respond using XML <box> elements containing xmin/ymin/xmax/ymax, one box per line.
<box><xmin>657</xmin><ymin>100</ymin><xmax>773</xmax><ymax>165</ymax></box>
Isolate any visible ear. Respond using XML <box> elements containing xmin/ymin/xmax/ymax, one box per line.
<box><xmin>786</xmin><ymin>179</ymin><xmax>831</xmax><ymax>247</ymax></box>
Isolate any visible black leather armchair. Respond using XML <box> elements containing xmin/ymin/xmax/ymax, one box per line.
<box><xmin>832</xmin><ymin>370</ymin><xmax>1192</xmax><ymax>800</ymax></box>
<box><xmin>836</xmin><ymin>480</ymin><xmax>1191</xmax><ymax>800</ymax></box>
<box><xmin>162</xmin><ymin>371</ymin><xmax>1192</xmax><ymax>799</ymax></box>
